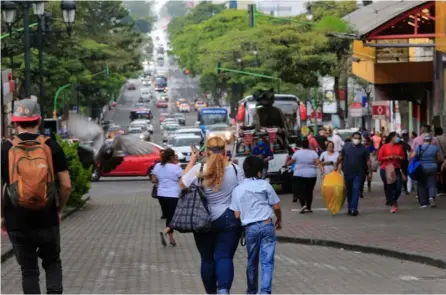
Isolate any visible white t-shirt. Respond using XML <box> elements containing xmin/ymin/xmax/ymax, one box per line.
<box><xmin>319</xmin><ymin>151</ymin><xmax>339</xmax><ymax>174</ymax></box>
<box><xmin>292</xmin><ymin>149</ymin><xmax>319</xmax><ymax>178</ymax></box>
<box><xmin>182</xmin><ymin>163</ymin><xmax>245</xmax><ymax>221</ymax></box>
<box><xmin>153</xmin><ymin>163</ymin><xmax>183</xmax><ymax>198</ymax></box>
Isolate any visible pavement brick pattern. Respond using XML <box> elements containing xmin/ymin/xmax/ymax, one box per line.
<box><xmin>2</xmin><ymin>180</ymin><xmax>446</xmax><ymax>293</ymax></box>
<box><xmin>279</xmin><ymin>183</ymin><xmax>446</xmax><ymax>263</ymax></box>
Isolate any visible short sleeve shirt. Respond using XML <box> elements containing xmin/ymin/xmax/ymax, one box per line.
<box><xmin>153</xmin><ymin>163</ymin><xmax>183</xmax><ymax>198</ymax></box>
<box><xmin>292</xmin><ymin>149</ymin><xmax>319</xmax><ymax>177</ymax></box>
<box><xmin>341</xmin><ymin>142</ymin><xmax>370</xmax><ymax>176</ymax></box>
<box><xmin>182</xmin><ymin>163</ymin><xmax>245</xmax><ymax>221</ymax></box>
<box><xmin>1</xmin><ymin>133</ymin><xmax>68</xmax><ymax>231</ymax></box>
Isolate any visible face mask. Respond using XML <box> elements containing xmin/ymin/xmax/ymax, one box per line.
<box><xmin>352</xmin><ymin>139</ymin><xmax>360</xmax><ymax>145</ymax></box>
<box><xmin>394</xmin><ymin>137</ymin><xmax>401</xmax><ymax>144</ymax></box>
<box><xmin>257</xmin><ymin>140</ymin><xmax>264</xmax><ymax>146</ymax></box>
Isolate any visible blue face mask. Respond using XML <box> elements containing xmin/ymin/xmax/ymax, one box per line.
<box><xmin>395</xmin><ymin>137</ymin><xmax>401</xmax><ymax>143</ymax></box>
<box><xmin>257</xmin><ymin>140</ymin><xmax>264</xmax><ymax>147</ymax></box>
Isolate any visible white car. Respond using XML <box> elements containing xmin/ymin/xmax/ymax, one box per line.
<box><xmin>130</xmin><ymin>119</ymin><xmax>153</xmax><ymax>134</ymax></box>
<box><xmin>174</xmin><ymin>127</ymin><xmax>204</xmax><ymax>140</ymax></box>
<box><xmin>206</xmin><ymin>123</ymin><xmax>232</xmax><ymax>141</ymax></box>
<box><xmin>140</xmin><ymin>87</ymin><xmax>152</xmax><ymax>102</ymax></box>
<box><xmin>168</xmin><ymin>134</ymin><xmax>202</xmax><ymax>163</ymax></box>
<box><xmin>127</xmin><ymin>126</ymin><xmax>150</xmax><ymax>141</ymax></box>
<box><xmin>162</xmin><ymin>123</ymin><xmax>180</xmax><ymax>142</ymax></box>
<box><xmin>142</xmin><ymin>79</ymin><xmax>151</xmax><ymax>87</ymax></box>
<box><xmin>161</xmin><ymin>118</ymin><xmax>177</xmax><ymax>130</ymax></box>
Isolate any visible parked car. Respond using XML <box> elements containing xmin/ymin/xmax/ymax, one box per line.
<box><xmin>127</xmin><ymin>83</ymin><xmax>136</xmax><ymax>90</ymax></box>
<box><xmin>91</xmin><ymin>142</ymin><xmax>162</xmax><ymax>181</ymax></box>
<box><xmin>179</xmin><ymin>103</ymin><xmax>191</xmax><ymax>113</ymax></box>
<box><xmin>173</xmin><ymin>113</ymin><xmax>186</xmax><ymax>126</ymax></box>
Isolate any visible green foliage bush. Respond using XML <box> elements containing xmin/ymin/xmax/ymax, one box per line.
<box><xmin>56</xmin><ymin>135</ymin><xmax>92</xmax><ymax>207</ymax></box>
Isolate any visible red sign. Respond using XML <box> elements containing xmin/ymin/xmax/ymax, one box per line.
<box><xmin>338</xmin><ymin>88</ymin><xmax>345</xmax><ymax>100</ymax></box>
<box><xmin>372</xmin><ymin>102</ymin><xmax>388</xmax><ymax>118</ymax></box>
<box><xmin>310</xmin><ymin>110</ymin><xmax>322</xmax><ymax>120</ymax></box>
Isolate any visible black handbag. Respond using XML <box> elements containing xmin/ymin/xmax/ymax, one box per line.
<box><xmin>151</xmin><ymin>184</ymin><xmax>158</xmax><ymax>198</ymax></box>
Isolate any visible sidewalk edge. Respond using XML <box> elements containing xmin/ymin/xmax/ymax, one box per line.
<box><xmin>1</xmin><ymin>195</ymin><xmax>91</xmax><ymax>263</ymax></box>
<box><xmin>277</xmin><ymin>235</ymin><xmax>446</xmax><ymax>269</ymax></box>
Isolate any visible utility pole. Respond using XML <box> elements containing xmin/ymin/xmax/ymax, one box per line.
<box><xmin>22</xmin><ymin>1</ymin><xmax>31</xmax><ymax>98</ymax></box>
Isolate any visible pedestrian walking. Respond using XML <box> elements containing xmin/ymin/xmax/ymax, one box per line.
<box><xmin>288</xmin><ymin>139</ymin><xmax>324</xmax><ymax>213</ymax></box>
<box><xmin>411</xmin><ymin>125</ymin><xmax>437</xmax><ymax>151</ymax></box>
<box><xmin>336</xmin><ymin>132</ymin><xmax>371</xmax><ymax>216</ymax></box>
<box><xmin>400</xmin><ymin>131</ymin><xmax>412</xmax><ymax>195</ymax></box>
<box><xmin>377</xmin><ymin>132</ymin><xmax>405</xmax><ymax>213</ymax></box>
<box><xmin>1</xmin><ymin>99</ymin><xmax>72</xmax><ymax>294</ymax></box>
<box><xmin>151</xmin><ymin>148</ymin><xmax>182</xmax><ymax>247</ymax></box>
<box><xmin>434</xmin><ymin>126</ymin><xmax>446</xmax><ymax>195</ymax></box>
<box><xmin>372</xmin><ymin>131</ymin><xmax>382</xmax><ymax>150</ymax></box>
<box><xmin>410</xmin><ymin>134</ymin><xmax>442</xmax><ymax>208</ymax></box>
<box><xmin>331</xmin><ymin>129</ymin><xmax>344</xmax><ymax>153</ymax></box>
<box><xmin>319</xmin><ymin>141</ymin><xmax>339</xmax><ymax>174</ymax></box>
<box><xmin>180</xmin><ymin>136</ymin><xmax>245</xmax><ymax>294</ymax></box>
<box><xmin>230</xmin><ymin>156</ymin><xmax>282</xmax><ymax>295</ymax></box>
<box><xmin>361</xmin><ymin>136</ymin><xmax>375</xmax><ymax>197</ymax></box>
<box><xmin>306</xmin><ymin>127</ymin><xmax>321</xmax><ymax>153</ymax></box>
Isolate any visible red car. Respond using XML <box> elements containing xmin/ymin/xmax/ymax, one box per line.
<box><xmin>127</xmin><ymin>83</ymin><xmax>136</xmax><ymax>90</ymax></box>
<box><xmin>156</xmin><ymin>99</ymin><xmax>168</xmax><ymax>108</ymax></box>
<box><xmin>91</xmin><ymin>143</ymin><xmax>163</xmax><ymax>181</ymax></box>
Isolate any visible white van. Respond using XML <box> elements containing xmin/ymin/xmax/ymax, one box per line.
<box><xmin>140</xmin><ymin>87</ymin><xmax>152</xmax><ymax>102</ymax></box>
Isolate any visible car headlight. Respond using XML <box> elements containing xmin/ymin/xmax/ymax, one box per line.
<box><xmin>140</xmin><ymin>134</ymin><xmax>144</xmax><ymax>139</ymax></box>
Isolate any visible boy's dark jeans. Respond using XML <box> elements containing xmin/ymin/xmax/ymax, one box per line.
<box><xmin>8</xmin><ymin>226</ymin><xmax>63</xmax><ymax>294</ymax></box>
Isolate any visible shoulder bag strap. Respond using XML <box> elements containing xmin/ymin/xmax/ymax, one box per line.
<box><xmin>197</xmin><ymin>162</ymin><xmax>205</xmax><ymax>185</ymax></box>
<box><xmin>416</xmin><ymin>144</ymin><xmax>430</xmax><ymax>159</ymax></box>
<box><xmin>231</xmin><ymin>163</ymin><xmax>238</xmax><ymax>176</ymax></box>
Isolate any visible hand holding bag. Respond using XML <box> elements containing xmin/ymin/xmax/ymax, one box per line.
<box><xmin>169</xmin><ymin>163</ymin><xmax>212</xmax><ymax>233</ymax></box>
<box><xmin>408</xmin><ymin>144</ymin><xmax>430</xmax><ymax>181</ymax></box>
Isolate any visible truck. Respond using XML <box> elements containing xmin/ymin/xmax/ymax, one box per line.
<box><xmin>232</xmin><ymin>94</ymin><xmax>301</xmax><ymax>193</ymax></box>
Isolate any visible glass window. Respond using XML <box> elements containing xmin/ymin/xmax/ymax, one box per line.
<box><xmin>171</xmin><ymin>137</ymin><xmax>201</xmax><ymax>147</ymax></box>
<box><xmin>200</xmin><ymin>114</ymin><xmax>228</xmax><ymax>125</ymax></box>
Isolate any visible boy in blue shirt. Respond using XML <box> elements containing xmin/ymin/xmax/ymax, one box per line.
<box><xmin>251</xmin><ymin>138</ymin><xmax>274</xmax><ymax>179</ymax></box>
<box><xmin>230</xmin><ymin>156</ymin><xmax>282</xmax><ymax>294</ymax></box>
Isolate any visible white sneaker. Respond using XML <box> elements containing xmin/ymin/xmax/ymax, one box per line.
<box><xmin>420</xmin><ymin>205</ymin><xmax>428</xmax><ymax>208</ymax></box>
<box><xmin>429</xmin><ymin>198</ymin><xmax>437</xmax><ymax>208</ymax></box>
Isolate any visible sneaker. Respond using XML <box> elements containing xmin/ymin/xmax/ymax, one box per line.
<box><xmin>305</xmin><ymin>208</ymin><xmax>313</xmax><ymax>213</ymax></box>
<box><xmin>390</xmin><ymin>206</ymin><xmax>398</xmax><ymax>213</ymax></box>
<box><xmin>420</xmin><ymin>205</ymin><xmax>428</xmax><ymax>208</ymax></box>
<box><xmin>351</xmin><ymin>211</ymin><xmax>359</xmax><ymax>216</ymax></box>
<box><xmin>299</xmin><ymin>205</ymin><xmax>307</xmax><ymax>214</ymax></box>
<box><xmin>429</xmin><ymin>198</ymin><xmax>437</xmax><ymax>208</ymax></box>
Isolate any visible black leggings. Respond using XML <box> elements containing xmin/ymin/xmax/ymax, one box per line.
<box><xmin>158</xmin><ymin>197</ymin><xmax>179</xmax><ymax>233</ymax></box>
<box><xmin>292</xmin><ymin>176</ymin><xmax>317</xmax><ymax>210</ymax></box>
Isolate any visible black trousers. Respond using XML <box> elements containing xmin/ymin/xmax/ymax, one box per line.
<box><xmin>158</xmin><ymin>196</ymin><xmax>179</xmax><ymax>233</ymax></box>
<box><xmin>8</xmin><ymin>226</ymin><xmax>62</xmax><ymax>294</ymax></box>
<box><xmin>292</xmin><ymin>176</ymin><xmax>317</xmax><ymax>210</ymax></box>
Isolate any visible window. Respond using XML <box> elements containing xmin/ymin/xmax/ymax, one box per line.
<box><xmin>200</xmin><ymin>114</ymin><xmax>228</xmax><ymax>125</ymax></box>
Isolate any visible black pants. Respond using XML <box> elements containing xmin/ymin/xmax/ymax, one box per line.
<box><xmin>292</xmin><ymin>176</ymin><xmax>317</xmax><ymax>210</ymax></box>
<box><xmin>158</xmin><ymin>196</ymin><xmax>179</xmax><ymax>233</ymax></box>
<box><xmin>8</xmin><ymin>226</ymin><xmax>62</xmax><ymax>294</ymax></box>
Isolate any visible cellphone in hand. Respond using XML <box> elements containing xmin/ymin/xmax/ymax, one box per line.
<box><xmin>190</xmin><ymin>144</ymin><xmax>199</xmax><ymax>155</ymax></box>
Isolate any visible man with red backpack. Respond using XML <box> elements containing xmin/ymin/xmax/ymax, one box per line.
<box><xmin>1</xmin><ymin>99</ymin><xmax>72</xmax><ymax>294</ymax></box>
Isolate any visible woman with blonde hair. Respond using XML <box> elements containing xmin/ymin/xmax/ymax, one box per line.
<box><xmin>180</xmin><ymin>136</ymin><xmax>245</xmax><ymax>294</ymax></box>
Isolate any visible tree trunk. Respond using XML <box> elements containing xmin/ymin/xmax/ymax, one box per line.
<box><xmin>333</xmin><ymin>76</ymin><xmax>344</xmax><ymax>128</ymax></box>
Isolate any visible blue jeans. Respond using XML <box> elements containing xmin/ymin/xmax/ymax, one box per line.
<box><xmin>379</xmin><ymin>168</ymin><xmax>402</xmax><ymax>206</ymax></box>
<box><xmin>418</xmin><ymin>166</ymin><xmax>437</xmax><ymax>206</ymax></box>
<box><xmin>245</xmin><ymin>222</ymin><xmax>276</xmax><ymax>294</ymax></box>
<box><xmin>344</xmin><ymin>174</ymin><xmax>365</xmax><ymax>212</ymax></box>
<box><xmin>193</xmin><ymin>208</ymin><xmax>242</xmax><ymax>294</ymax></box>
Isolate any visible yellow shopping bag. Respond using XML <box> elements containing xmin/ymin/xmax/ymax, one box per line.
<box><xmin>321</xmin><ymin>171</ymin><xmax>346</xmax><ymax>215</ymax></box>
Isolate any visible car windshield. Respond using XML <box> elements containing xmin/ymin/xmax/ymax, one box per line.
<box><xmin>156</xmin><ymin>77</ymin><xmax>166</xmax><ymax>86</ymax></box>
<box><xmin>274</xmin><ymin>101</ymin><xmax>298</xmax><ymax>115</ymax></box>
<box><xmin>171</xmin><ymin>137</ymin><xmax>201</xmax><ymax>147</ymax></box>
<box><xmin>200</xmin><ymin>113</ymin><xmax>228</xmax><ymax>125</ymax></box>
<box><xmin>128</xmin><ymin>129</ymin><xmax>142</xmax><ymax>134</ymax></box>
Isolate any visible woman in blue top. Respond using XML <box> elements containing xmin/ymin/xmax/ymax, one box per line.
<box><xmin>152</xmin><ymin>148</ymin><xmax>183</xmax><ymax>247</ymax></box>
<box><xmin>410</xmin><ymin>134</ymin><xmax>442</xmax><ymax>208</ymax></box>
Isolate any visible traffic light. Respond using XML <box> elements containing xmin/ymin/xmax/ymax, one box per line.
<box><xmin>43</xmin><ymin>11</ymin><xmax>53</xmax><ymax>33</ymax></box>
<box><xmin>216</xmin><ymin>62</ymin><xmax>221</xmax><ymax>74</ymax></box>
<box><xmin>248</xmin><ymin>4</ymin><xmax>256</xmax><ymax>27</ymax></box>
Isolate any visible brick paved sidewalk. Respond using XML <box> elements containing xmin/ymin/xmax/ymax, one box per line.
<box><xmin>278</xmin><ymin>181</ymin><xmax>446</xmax><ymax>267</ymax></box>
<box><xmin>2</xmin><ymin>182</ymin><xmax>446</xmax><ymax>293</ymax></box>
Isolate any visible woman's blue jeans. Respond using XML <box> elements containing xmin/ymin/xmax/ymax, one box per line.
<box><xmin>379</xmin><ymin>168</ymin><xmax>402</xmax><ymax>206</ymax></box>
<box><xmin>193</xmin><ymin>208</ymin><xmax>242</xmax><ymax>294</ymax></box>
<box><xmin>418</xmin><ymin>167</ymin><xmax>437</xmax><ymax>206</ymax></box>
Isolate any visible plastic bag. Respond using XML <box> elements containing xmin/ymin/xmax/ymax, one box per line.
<box><xmin>321</xmin><ymin>171</ymin><xmax>346</xmax><ymax>215</ymax></box>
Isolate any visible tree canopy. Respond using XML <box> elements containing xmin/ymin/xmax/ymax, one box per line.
<box><xmin>160</xmin><ymin>1</ymin><xmax>189</xmax><ymax>19</ymax></box>
<box><xmin>1</xmin><ymin>1</ymin><xmax>151</xmax><ymax>117</ymax></box>
<box><xmin>168</xmin><ymin>1</ymin><xmax>357</xmax><ymax>109</ymax></box>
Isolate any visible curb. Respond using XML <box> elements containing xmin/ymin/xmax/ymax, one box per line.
<box><xmin>1</xmin><ymin>195</ymin><xmax>91</xmax><ymax>263</ymax></box>
<box><xmin>277</xmin><ymin>235</ymin><xmax>446</xmax><ymax>270</ymax></box>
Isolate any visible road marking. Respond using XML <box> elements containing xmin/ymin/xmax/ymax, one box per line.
<box><xmin>399</xmin><ymin>275</ymin><xmax>420</xmax><ymax>281</ymax></box>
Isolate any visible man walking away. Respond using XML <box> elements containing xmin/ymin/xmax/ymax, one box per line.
<box><xmin>231</xmin><ymin>156</ymin><xmax>282</xmax><ymax>295</ymax></box>
<box><xmin>434</xmin><ymin>127</ymin><xmax>446</xmax><ymax>195</ymax></box>
<box><xmin>412</xmin><ymin>125</ymin><xmax>437</xmax><ymax>151</ymax></box>
<box><xmin>336</xmin><ymin>132</ymin><xmax>372</xmax><ymax>216</ymax></box>
<box><xmin>1</xmin><ymin>99</ymin><xmax>72</xmax><ymax>294</ymax></box>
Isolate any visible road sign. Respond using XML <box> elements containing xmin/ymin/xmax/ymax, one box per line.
<box><xmin>372</xmin><ymin>101</ymin><xmax>388</xmax><ymax>119</ymax></box>
<box><xmin>350</xmin><ymin>102</ymin><xmax>363</xmax><ymax>117</ymax></box>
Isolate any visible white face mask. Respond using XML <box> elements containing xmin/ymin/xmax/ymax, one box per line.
<box><xmin>352</xmin><ymin>139</ymin><xmax>361</xmax><ymax>145</ymax></box>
